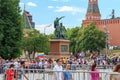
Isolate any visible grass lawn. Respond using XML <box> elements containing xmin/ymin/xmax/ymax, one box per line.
<box><xmin>101</xmin><ymin>50</ymin><xmax>120</xmax><ymax>55</ymax></box>
<box><xmin>111</xmin><ymin>50</ymin><xmax>120</xmax><ymax>54</ymax></box>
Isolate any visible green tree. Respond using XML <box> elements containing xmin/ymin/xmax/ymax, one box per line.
<box><xmin>47</xmin><ymin>34</ymin><xmax>55</xmax><ymax>39</ymax></box>
<box><xmin>75</xmin><ymin>27</ymin><xmax>84</xmax><ymax>53</ymax></box>
<box><xmin>65</xmin><ymin>23</ymin><xmax>105</xmax><ymax>54</ymax></box>
<box><xmin>0</xmin><ymin>20</ymin><xmax>4</xmax><ymax>46</ymax></box>
<box><xmin>80</xmin><ymin>23</ymin><xmax>106</xmax><ymax>52</ymax></box>
<box><xmin>22</xmin><ymin>30</ymin><xmax>49</xmax><ymax>59</ymax></box>
<box><xmin>65</xmin><ymin>27</ymin><xmax>81</xmax><ymax>54</ymax></box>
<box><xmin>0</xmin><ymin>0</ymin><xmax>23</xmax><ymax>60</ymax></box>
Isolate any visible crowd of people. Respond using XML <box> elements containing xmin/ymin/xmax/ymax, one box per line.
<box><xmin>0</xmin><ymin>52</ymin><xmax>120</xmax><ymax>80</ymax></box>
<box><xmin>53</xmin><ymin>58</ymin><xmax>120</xmax><ymax>80</ymax></box>
<box><xmin>0</xmin><ymin>53</ymin><xmax>120</xmax><ymax>73</ymax></box>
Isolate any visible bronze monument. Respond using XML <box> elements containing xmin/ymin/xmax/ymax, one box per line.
<box><xmin>54</xmin><ymin>16</ymin><xmax>66</xmax><ymax>39</ymax></box>
<box><xmin>48</xmin><ymin>16</ymin><xmax>70</xmax><ymax>58</ymax></box>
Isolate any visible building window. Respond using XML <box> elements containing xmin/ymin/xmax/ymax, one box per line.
<box><xmin>61</xmin><ymin>45</ymin><xmax>68</xmax><ymax>52</ymax></box>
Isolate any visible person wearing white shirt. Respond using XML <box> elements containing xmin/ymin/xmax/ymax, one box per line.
<box><xmin>14</xmin><ymin>61</ymin><xmax>19</xmax><ymax>69</ymax></box>
<box><xmin>53</xmin><ymin>59</ymin><xmax>63</xmax><ymax>80</ymax></box>
<box><xmin>44</xmin><ymin>60</ymin><xmax>48</xmax><ymax>69</ymax></box>
<box><xmin>39</xmin><ymin>60</ymin><xmax>42</xmax><ymax>68</ymax></box>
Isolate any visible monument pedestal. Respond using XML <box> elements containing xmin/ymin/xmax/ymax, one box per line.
<box><xmin>48</xmin><ymin>39</ymin><xmax>70</xmax><ymax>58</ymax></box>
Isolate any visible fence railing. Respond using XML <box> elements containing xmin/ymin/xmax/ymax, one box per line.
<box><xmin>1</xmin><ymin>69</ymin><xmax>119</xmax><ymax>80</ymax></box>
<box><xmin>0</xmin><ymin>64</ymin><xmax>113</xmax><ymax>73</ymax></box>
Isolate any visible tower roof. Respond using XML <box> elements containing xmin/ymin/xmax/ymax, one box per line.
<box><xmin>87</xmin><ymin>0</ymin><xmax>100</xmax><ymax>14</ymax></box>
<box><xmin>22</xmin><ymin>10</ymin><xmax>35</xmax><ymax>29</ymax></box>
<box><xmin>22</xmin><ymin>3</ymin><xmax>35</xmax><ymax>29</ymax></box>
<box><xmin>85</xmin><ymin>0</ymin><xmax>101</xmax><ymax>20</ymax></box>
<box><xmin>87</xmin><ymin>4</ymin><xmax>100</xmax><ymax>14</ymax></box>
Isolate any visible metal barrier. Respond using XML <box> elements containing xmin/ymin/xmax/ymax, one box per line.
<box><xmin>0</xmin><ymin>64</ymin><xmax>114</xmax><ymax>80</ymax></box>
<box><xmin>0</xmin><ymin>64</ymin><xmax>114</xmax><ymax>73</ymax></box>
<box><xmin>1</xmin><ymin>69</ymin><xmax>119</xmax><ymax>80</ymax></box>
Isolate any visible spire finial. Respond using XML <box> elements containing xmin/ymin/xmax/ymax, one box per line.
<box><xmin>24</xmin><ymin>3</ymin><xmax>26</xmax><ymax>11</ymax></box>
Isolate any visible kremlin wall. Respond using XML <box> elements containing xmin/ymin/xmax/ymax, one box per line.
<box><xmin>82</xmin><ymin>0</ymin><xmax>120</xmax><ymax>47</ymax></box>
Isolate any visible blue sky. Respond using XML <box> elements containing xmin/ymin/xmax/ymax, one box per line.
<box><xmin>20</xmin><ymin>0</ymin><xmax>120</xmax><ymax>34</ymax></box>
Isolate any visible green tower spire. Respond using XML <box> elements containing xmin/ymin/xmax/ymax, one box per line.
<box><xmin>22</xmin><ymin>4</ymin><xmax>35</xmax><ymax>29</ymax></box>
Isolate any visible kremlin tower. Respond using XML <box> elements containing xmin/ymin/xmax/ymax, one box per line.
<box><xmin>82</xmin><ymin>0</ymin><xmax>120</xmax><ymax>47</ymax></box>
<box><xmin>22</xmin><ymin>5</ymin><xmax>35</xmax><ymax>29</ymax></box>
<box><xmin>22</xmin><ymin>5</ymin><xmax>35</xmax><ymax>37</ymax></box>
<box><xmin>86</xmin><ymin>0</ymin><xmax>101</xmax><ymax>21</ymax></box>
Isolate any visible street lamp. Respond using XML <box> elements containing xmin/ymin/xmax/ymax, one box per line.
<box><xmin>103</xmin><ymin>25</ymin><xmax>109</xmax><ymax>56</ymax></box>
<box><xmin>44</xmin><ymin>24</ymin><xmax>52</xmax><ymax>35</ymax></box>
<box><xmin>103</xmin><ymin>14</ymin><xmax>113</xmax><ymax>56</ymax></box>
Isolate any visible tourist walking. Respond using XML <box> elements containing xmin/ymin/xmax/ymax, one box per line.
<box><xmin>5</xmin><ymin>64</ymin><xmax>14</xmax><ymax>80</ymax></box>
<box><xmin>15</xmin><ymin>61</ymin><xmax>29</xmax><ymax>80</ymax></box>
<box><xmin>110</xmin><ymin>63</ymin><xmax>120</xmax><ymax>80</ymax></box>
<box><xmin>63</xmin><ymin>64</ymin><xmax>73</xmax><ymax>80</ymax></box>
<box><xmin>90</xmin><ymin>63</ymin><xmax>99</xmax><ymax>80</ymax></box>
<box><xmin>53</xmin><ymin>58</ymin><xmax>63</xmax><ymax>80</ymax></box>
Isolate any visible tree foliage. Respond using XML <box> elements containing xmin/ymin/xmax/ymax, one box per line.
<box><xmin>22</xmin><ymin>30</ymin><xmax>49</xmax><ymax>59</ymax></box>
<box><xmin>80</xmin><ymin>23</ymin><xmax>105</xmax><ymax>52</ymax></box>
<box><xmin>65</xmin><ymin>23</ymin><xmax>106</xmax><ymax>54</ymax></box>
<box><xmin>65</xmin><ymin>27</ymin><xmax>81</xmax><ymax>54</ymax></box>
<box><xmin>0</xmin><ymin>0</ymin><xmax>23</xmax><ymax>60</ymax></box>
<box><xmin>47</xmin><ymin>34</ymin><xmax>55</xmax><ymax>39</ymax></box>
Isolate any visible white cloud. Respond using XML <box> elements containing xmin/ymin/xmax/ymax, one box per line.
<box><xmin>55</xmin><ymin>6</ymin><xmax>86</xmax><ymax>14</ymax></box>
<box><xmin>48</xmin><ymin>6</ymin><xmax>54</xmax><ymax>9</ymax></box>
<box><xmin>27</xmin><ymin>2</ymin><xmax>37</xmax><ymax>7</ymax></box>
<box><xmin>35</xmin><ymin>24</ymin><xmax>54</xmax><ymax>35</ymax></box>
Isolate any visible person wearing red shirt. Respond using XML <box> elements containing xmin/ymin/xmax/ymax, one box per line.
<box><xmin>5</xmin><ymin>64</ymin><xmax>14</xmax><ymax>80</ymax></box>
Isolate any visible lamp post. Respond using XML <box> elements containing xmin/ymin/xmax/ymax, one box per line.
<box><xmin>103</xmin><ymin>14</ymin><xmax>112</xmax><ymax>57</ymax></box>
<box><xmin>103</xmin><ymin>25</ymin><xmax>109</xmax><ymax>57</ymax></box>
<box><xmin>44</xmin><ymin>24</ymin><xmax>52</xmax><ymax>35</ymax></box>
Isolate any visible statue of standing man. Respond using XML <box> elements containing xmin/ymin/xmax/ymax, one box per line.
<box><xmin>54</xmin><ymin>16</ymin><xmax>66</xmax><ymax>39</ymax></box>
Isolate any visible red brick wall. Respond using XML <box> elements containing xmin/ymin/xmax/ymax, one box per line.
<box><xmin>82</xmin><ymin>19</ymin><xmax>120</xmax><ymax>46</ymax></box>
<box><xmin>50</xmin><ymin>41</ymin><xmax>60</xmax><ymax>53</ymax></box>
